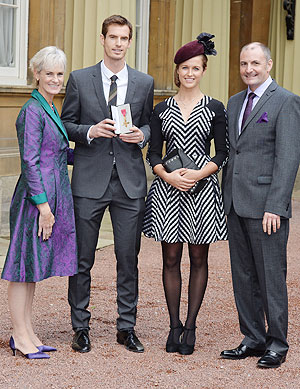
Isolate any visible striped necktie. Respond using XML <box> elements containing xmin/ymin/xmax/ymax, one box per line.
<box><xmin>108</xmin><ymin>75</ymin><xmax>118</xmax><ymax>107</ymax></box>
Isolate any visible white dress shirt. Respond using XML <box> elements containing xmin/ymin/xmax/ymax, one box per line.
<box><xmin>238</xmin><ymin>76</ymin><xmax>273</xmax><ymax>134</ymax></box>
<box><xmin>101</xmin><ymin>60</ymin><xmax>128</xmax><ymax>105</ymax></box>
<box><xmin>87</xmin><ymin>61</ymin><xmax>128</xmax><ymax>142</ymax></box>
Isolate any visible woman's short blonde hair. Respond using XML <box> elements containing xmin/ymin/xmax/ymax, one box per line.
<box><xmin>29</xmin><ymin>46</ymin><xmax>66</xmax><ymax>85</ymax></box>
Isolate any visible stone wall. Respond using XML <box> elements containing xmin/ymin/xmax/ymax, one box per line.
<box><xmin>0</xmin><ymin>175</ymin><xmax>19</xmax><ymax>237</ymax></box>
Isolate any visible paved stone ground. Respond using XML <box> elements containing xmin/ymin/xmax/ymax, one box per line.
<box><xmin>0</xmin><ymin>201</ymin><xmax>300</xmax><ymax>388</ymax></box>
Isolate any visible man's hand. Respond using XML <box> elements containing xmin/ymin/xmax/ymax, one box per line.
<box><xmin>119</xmin><ymin>126</ymin><xmax>144</xmax><ymax>144</ymax></box>
<box><xmin>89</xmin><ymin>119</ymin><xmax>117</xmax><ymax>139</ymax></box>
<box><xmin>262</xmin><ymin>212</ymin><xmax>281</xmax><ymax>235</ymax></box>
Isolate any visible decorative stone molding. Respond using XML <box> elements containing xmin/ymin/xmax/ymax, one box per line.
<box><xmin>283</xmin><ymin>0</ymin><xmax>296</xmax><ymax>40</ymax></box>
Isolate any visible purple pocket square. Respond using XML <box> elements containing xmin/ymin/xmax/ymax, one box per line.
<box><xmin>257</xmin><ymin>112</ymin><xmax>268</xmax><ymax>123</ymax></box>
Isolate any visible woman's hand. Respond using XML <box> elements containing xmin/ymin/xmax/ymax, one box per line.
<box><xmin>180</xmin><ymin>168</ymin><xmax>203</xmax><ymax>182</ymax></box>
<box><xmin>164</xmin><ymin>168</ymin><xmax>196</xmax><ymax>191</ymax></box>
<box><xmin>36</xmin><ymin>202</ymin><xmax>55</xmax><ymax>241</ymax></box>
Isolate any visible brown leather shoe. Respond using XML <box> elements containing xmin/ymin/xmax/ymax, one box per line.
<box><xmin>117</xmin><ymin>330</ymin><xmax>144</xmax><ymax>353</ymax></box>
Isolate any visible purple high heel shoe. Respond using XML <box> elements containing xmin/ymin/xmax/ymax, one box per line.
<box><xmin>37</xmin><ymin>345</ymin><xmax>57</xmax><ymax>352</ymax></box>
<box><xmin>9</xmin><ymin>337</ymin><xmax>50</xmax><ymax>359</ymax></box>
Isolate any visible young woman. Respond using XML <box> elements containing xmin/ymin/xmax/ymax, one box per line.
<box><xmin>143</xmin><ymin>34</ymin><xmax>228</xmax><ymax>355</ymax></box>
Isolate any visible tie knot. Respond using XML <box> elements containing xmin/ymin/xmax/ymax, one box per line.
<box><xmin>248</xmin><ymin>92</ymin><xmax>256</xmax><ymax>100</ymax></box>
<box><xmin>111</xmin><ymin>75</ymin><xmax>118</xmax><ymax>83</ymax></box>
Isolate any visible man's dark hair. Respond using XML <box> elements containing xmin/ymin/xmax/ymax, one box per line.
<box><xmin>102</xmin><ymin>15</ymin><xmax>133</xmax><ymax>40</ymax></box>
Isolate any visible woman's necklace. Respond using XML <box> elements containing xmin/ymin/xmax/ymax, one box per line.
<box><xmin>175</xmin><ymin>94</ymin><xmax>203</xmax><ymax>108</ymax></box>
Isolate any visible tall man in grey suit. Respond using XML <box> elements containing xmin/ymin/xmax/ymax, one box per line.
<box><xmin>61</xmin><ymin>15</ymin><xmax>154</xmax><ymax>353</ymax></box>
<box><xmin>221</xmin><ymin>42</ymin><xmax>300</xmax><ymax>368</ymax></box>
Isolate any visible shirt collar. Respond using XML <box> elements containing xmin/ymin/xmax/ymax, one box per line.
<box><xmin>247</xmin><ymin>76</ymin><xmax>272</xmax><ymax>98</ymax></box>
<box><xmin>101</xmin><ymin>61</ymin><xmax>128</xmax><ymax>82</ymax></box>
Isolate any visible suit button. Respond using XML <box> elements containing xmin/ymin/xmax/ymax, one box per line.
<box><xmin>109</xmin><ymin>151</ymin><xmax>114</xmax><ymax>156</ymax></box>
<box><xmin>236</xmin><ymin>150</ymin><xmax>240</xmax><ymax>154</ymax></box>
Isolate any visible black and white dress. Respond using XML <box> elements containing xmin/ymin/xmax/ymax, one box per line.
<box><xmin>143</xmin><ymin>96</ymin><xmax>228</xmax><ymax>244</ymax></box>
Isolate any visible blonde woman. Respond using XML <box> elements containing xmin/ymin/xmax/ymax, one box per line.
<box><xmin>1</xmin><ymin>46</ymin><xmax>77</xmax><ymax>359</ymax></box>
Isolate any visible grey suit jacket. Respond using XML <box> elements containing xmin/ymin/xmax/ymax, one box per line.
<box><xmin>61</xmin><ymin>62</ymin><xmax>154</xmax><ymax>199</ymax></box>
<box><xmin>222</xmin><ymin>80</ymin><xmax>300</xmax><ymax>219</ymax></box>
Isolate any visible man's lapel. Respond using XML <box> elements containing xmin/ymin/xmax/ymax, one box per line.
<box><xmin>233</xmin><ymin>90</ymin><xmax>247</xmax><ymax>143</ymax></box>
<box><xmin>92</xmin><ymin>61</ymin><xmax>110</xmax><ymax>118</ymax></box>
<box><xmin>241</xmin><ymin>81</ymin><xmax>277</xmax><ymax>131</ymax></box>
<box><xmin>125</xmin><ymin>65</ymin><xmax>136</xmax><ymax>103</ymax></box>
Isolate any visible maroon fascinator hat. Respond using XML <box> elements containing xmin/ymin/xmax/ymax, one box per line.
<box><xmin>174</xmin><ymin>33</ymin><xmax>217</xmax><ymax>64</ymax></box>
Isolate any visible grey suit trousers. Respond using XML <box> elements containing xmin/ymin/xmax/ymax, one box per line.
<box><xmin>227</xmin><ymin>207</ymin><xmax>289</xmax><ymax>355</ymax></box>
<box><xmin>68</xmin><ymin>166</ymin><xmax>145</xmax><ymax>331</ymax></box>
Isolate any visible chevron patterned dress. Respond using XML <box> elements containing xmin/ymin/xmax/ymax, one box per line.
<box><xmin>143</xmin><ymin>96</ymin><xmax>228</xmax><ymax>244</ymax></box>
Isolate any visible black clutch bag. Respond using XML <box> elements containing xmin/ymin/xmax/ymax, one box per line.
<box><xmin>162</xmin><ymin>149</ymin><xmax>208</xmax><ymax>195</ymax></box>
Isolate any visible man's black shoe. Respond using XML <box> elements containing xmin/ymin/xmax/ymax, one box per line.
<box><xmin>117</xmin><ymin>330</ymin><xmax>144</xmax><ymax>353</ymax></box>
<box><xmin>257</xmin><ymin>350</ymin><xmax>286</xmax><ymax>368</ymax></box>
<box><xmin>220</xmin><ymin>343</ymin><xmax>265</xmax><ymax>360</ymax></box>
<box><xmin>72</xmin><ymin>329</ymin><xmax>91</xmax><ymax>353</ymax></box>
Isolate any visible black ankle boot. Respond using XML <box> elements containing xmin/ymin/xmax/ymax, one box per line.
<box><xmin>178</xmin><ymin>326</ymin><xmax>197</xmax><ymax>355</ymax></box>
<box><xmin>166</xmin><ymin>321</ymin><xmax>183</xmax><ymax>353</ymax></box>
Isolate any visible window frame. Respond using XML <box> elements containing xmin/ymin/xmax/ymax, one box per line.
<box><xmin>0</xmin><ymin>0</ymin><xmax>29</xmax><ymax>86</ymax></box>
<box><xmin>135</xmin><ymin>0</ymin><xmax>150</xmax><ymax>74</ymax></box>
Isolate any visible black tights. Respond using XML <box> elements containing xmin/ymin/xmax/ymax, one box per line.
<box><xmin>161</xmin><ymin>241</ymin><xmax>209</xmax><ymax>344</ymax></box>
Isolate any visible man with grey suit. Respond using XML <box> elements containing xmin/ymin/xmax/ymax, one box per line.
<box><xmin>221</xmin><ymin>42</ymin><xmax>300</xmax><ymax>368</ymax></box>
<box><xmin>61</xmin><ymin>15</ymin><xmax>154</xmax><ymax>353</ymax></box>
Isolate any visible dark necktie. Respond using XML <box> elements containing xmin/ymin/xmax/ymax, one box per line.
<box><xmin>108</xmin><ymin>75</ymin><xmax>118</xmax><ymax>107</ymax></box>
<box><xmin>241</xmin><ymin>92</ymin><xmax>256</xmax><ymax>129</ymax></box>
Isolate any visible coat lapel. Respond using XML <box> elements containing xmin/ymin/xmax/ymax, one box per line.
<box><xmin>231</xmin><ymin>90</ymin><xmax>247</xmax><ymax>144</ymax></box>
<box><xmin>91</xmin><ymin>62</ymin><xmax>135</xmax><ymax>117</ymax></box>
<box><xmin>125</xmin><ymin>65</ymin><xmax>136</xmax><ymax>103</ymax></box>
<box><xmin>92</xmin><ymin>61</ymin><xmax>110</xmax><ymax>118</ymax></box>
<box><xmin>31</xmin><ymin>89</ymin><xmax>69</xmax><ymax>142</ymax></box>
<box><xmin>241</xmin><ymin>81</ymin><xmax>277</xmax><ymax>132</ymax></box>
<box><xmin>236</xmin><ymin>91</ymin><xmax>247</xmax><ymax>141</ymax></box>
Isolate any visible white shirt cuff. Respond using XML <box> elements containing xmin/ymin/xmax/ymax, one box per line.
<box><xmin>138</xmin><ymin>133</ymin><xmax>145</xmax><ymax>148</ymax></box>
<box><xmin>87</xmin><ymin>126</ymin><xmax>94</xmax><ymax>144</ymax></box>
